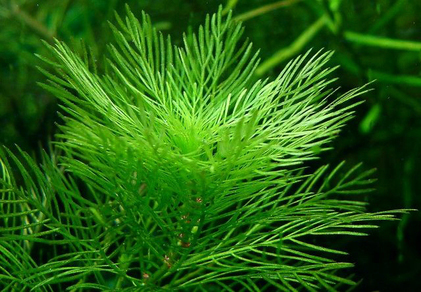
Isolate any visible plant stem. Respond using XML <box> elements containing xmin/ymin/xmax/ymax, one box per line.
<box><xmin>344</xmin><ymin>31</ymin><xmax>421</xmax><ymax>51</ymax></box>
<box><xmin>368</xmin><ymin>0</ymin><xmax>406</xmax><ymax>34</ymax></box>
<box><xmin>223</xmin><ymin>0</ymin><xmax>240</xmax><ymax>15</ymax></box>
<box><xmin>368</xmin><ymin>69</ymin><xmax>421</xmax><ymax>87</ymax></box>
<box><xmin>166</xmin><ymin>267</ymin><xmax>206</xmax><ymax>288</ymax></box>
<box><xmin>234</xmin><ymin>0</ymin><xmax>301</xmax><ymax>22</ymax></box>
<box><xmin>149</xmin><ymin>263</ymin><xmax>171</xmax><ymax>285</ymax></box>
<box><xmin>115</xmin><ymin>240</ymin><xmax>133</xmax><ymax>289</ymax></box>
<box><xmin>255</xmin><ymin>15</ymin><xmax>327</xmax><ymax>76</ymax></box>
<box><xmin>10</xmin><ymin>4</ymin><xmax>54</xmax><ymax>42</ymax></box>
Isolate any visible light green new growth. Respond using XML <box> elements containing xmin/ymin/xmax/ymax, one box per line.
<box><xmin>0</xmin><ymin>5</ymin><xmax>408</xmax><ymax>291</ymax></box>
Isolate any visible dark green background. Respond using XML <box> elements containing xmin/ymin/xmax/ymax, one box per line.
<box><xmin>1</xmin><ymin>0</ymin><xmax>420</xmax><ymax>290</ymax></box>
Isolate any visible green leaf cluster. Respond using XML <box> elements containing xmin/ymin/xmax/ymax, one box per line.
<box><xmin>0</xmin><ymin>6</ymin><xmax>408</xmax><ymax>291</ymax></box>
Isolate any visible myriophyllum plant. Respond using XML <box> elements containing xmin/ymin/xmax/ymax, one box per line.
<box><xmin>0</xmin><ymin>6</ymin><xmax>407</xmax><ymax>291</ymax></box>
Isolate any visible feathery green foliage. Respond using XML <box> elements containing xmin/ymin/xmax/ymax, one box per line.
<box><xmin>0</xmin><ymin>6</ymin><xmax>409</xmax><ymax>291</ymax></box>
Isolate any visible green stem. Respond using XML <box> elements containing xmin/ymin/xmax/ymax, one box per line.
<box><xmin>223</xmin><ymin>0</ymin><xmax>240</xmax><ymax>15</ymax></box>
<box><xmin>256</xmin><ymin>15</ymin><xmax>327</xmax><ymax>76</ymax></box>
<box><xmin>115</xmin><ymin>240</ymin><xmax>133</xmax><ymax>289</ymax></box>
<box><xmin>149</xmin><ymin>263</ymin><xmax>171</xmax><ymax>285</ymax></box>
<box><xmin>368</xmin><ymin>69</ymin><xmax>421</xmax><ymax>87</ymax></box>
<box><xmin>167</xmin><ymin>267</ymin><xmax>206</xmax><ymax>288</ymax></box>
<box><xmin>368</xmin><ymin>0</ymin><xmax>406</xmax><ymax>34</ymax></box>
<box><xmin>10</xmin><ymin>4</ymin><xmax>55</xmax><ymax>42</ymax></box>
<box><xmin>234</xmin><ymin>0</ymin><xmax>301</xmax><ymax>22</ymax></box>
<box><xmin>344</xmin><ymin>31</ymin><xmax>421</xmax><ymax>51</ymax></box>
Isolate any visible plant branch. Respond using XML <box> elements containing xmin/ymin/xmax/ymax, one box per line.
<box><xmin>234</xmin><ymin>0</ymin><xmax>301</xmax><ymax>22</ymax></box>
<box><xmin>10</xmin><ymin>3</ymin><xmax>54</xmax><ymax>42</ymax></box>
<box><xmin>255</xmin><ymin>15</ymin><xmax>327</xmax><ymax>76</ymax></box>
<box><xmin>344</xmin><ymin>31</ymin><xmax>421</xmax><ymax>51</ymax></box>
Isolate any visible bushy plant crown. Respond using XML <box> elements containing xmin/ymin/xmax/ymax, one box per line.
<box><xmin>0</xmin><ymin>5</ymin><xmax>407</xmax><ymax>291</ymax></box>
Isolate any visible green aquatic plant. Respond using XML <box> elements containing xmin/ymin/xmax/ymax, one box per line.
<box><xmin>0</xmin><ymin>6</ymin><xmax>408</xmax><ymax>291</ymax></box>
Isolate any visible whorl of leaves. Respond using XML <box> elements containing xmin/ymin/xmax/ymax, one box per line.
<box><xmin>0</xmin><ymin>5</ymin><xmax>408</xmax><ymax>291</ymax></box>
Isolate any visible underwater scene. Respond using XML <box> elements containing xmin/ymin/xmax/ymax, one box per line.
<box><xmin>0</xmin><ymin>1</ymin><xmax>420</xmax><ymax>291</ymax></box>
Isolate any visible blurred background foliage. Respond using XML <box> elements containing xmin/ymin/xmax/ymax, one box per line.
<box><xmin>0</xmin><ymin>0</ymin><xmax>419</xmax><ymax>290</ymax></box>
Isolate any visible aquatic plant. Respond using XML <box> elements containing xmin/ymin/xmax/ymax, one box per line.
<box><xmin>0</xmin><ymin>6</ymin><xmax>408</xmax><ymax>291</ymax></box>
